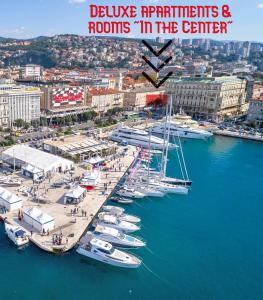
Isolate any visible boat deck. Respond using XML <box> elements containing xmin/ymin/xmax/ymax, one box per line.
<box><xmin>0</xmin><ymin>145</ymin><xmax>137</xmax><ymax>253</ymax></box>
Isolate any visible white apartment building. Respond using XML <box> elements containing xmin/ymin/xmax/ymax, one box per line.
<box><xmin>166</xmin><ymin>76</ymin><xmax>247</xmax><ymax>121</ymax></box>
<box><xmin>88</xmin><ymin>88</ymin><xmax>124</xmax><ymax>113</ymax></box>
<box><xmin>21</xmin><ymin>64</ymin><xmax>41</xmax><ymax>80</ymax></box>
<box><xmin>0</xmin><ymin>84</ymin><xmax>42</xmax><ymax>127</ymax></box>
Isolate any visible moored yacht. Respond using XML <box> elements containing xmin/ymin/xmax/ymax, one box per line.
<box><xmin>116</xmin><ymin>187</ymin><xmax>145</xmax><ymax>199</ymax></box>
<box><xmin>87</xmin><ymin>225</ymin><xmax>145</xmax><ymax>248</ymax></box>
<box><xmin>94</xmin><ymin>214</ymin><xmax>140</xmax><ymax>232</ymax></box>
<box><xmin>76</xmin><ymin>238</ymin><xmax>141</xmax><ymax>268</ymax></box>
<box><xmin>135</xmin><ymin>169</ymin><xmax>192</xmax><ymax>186</ymax></box>
<box><xmin>102</xmin><ymin>205</ymin><xmax>124</xmax><ymax>213</ymax></box>
<box><xmin>110</xmin><ymin>197</ymin><xmax>134</xmax><ymax>204</ymax></box>
<box><xmin>110</xmin><ymin>126</ymin><xmax>177</xmax><ymax>150</ymax></box>
<box><xmin>5</xmin><ymin>223</ymin><xmax>29</xmax><ymax>247</ymax></box>
<box><xmin>139</xmin><ymin>179</ymin><xmax>189</xmax><ymax>195</ymax></box>
<box><xmin>98</xmin><ymin>209</ymin><xmax>141</xmax><ymax>224</ymax></box>
<box><xmin>124</xmin><ymin>183</ymin><xmax>165</xmax><ymax>197</ymax></box>
<box><xmin>102</xmin><ymin>206</ymin><xmax>141</xmax><ymax>223</ymax></box>
<box><xmin>149</xmin><ymin>121</ymin><xmax>213</xmax><ymax>140</ymax></box>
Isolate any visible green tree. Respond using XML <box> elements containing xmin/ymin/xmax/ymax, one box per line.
<box><xmin>14</xmin><ymin>119</ymin><xmax>25</xmax><ymax>128</ymax></box>
<box><xmin>24</xmin><ymin>122</ymin><xmax>30</xmax><ymax>130</ymax></box>
<box><xmin>71</xmin><ymin>115</ymin><xmax>78</xmax><ymax>124</ymax></box>
<box><xmin>40</xmin><ymin>117</ymin><xmax>48</xmax><ymax>127</ymax></box>
<box><xmin>65</xmin><ymin>115</ymin><xmax>72</xmax><ymax>125</ymax></box>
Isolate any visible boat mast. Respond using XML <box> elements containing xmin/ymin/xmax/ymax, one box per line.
<box><xmin>163</xmin><ymin>94</ymin><xmax>173</xmax><ymax>177</ymax></box>
<box><xmin>178</xmin><ymin>132</ymin><xmax>189</xmax><ymax>181</ymax></box>
<box><xmin>160</xmin><ymin>95</ymin><xmax>169</xmax><ymax>178</ymax></box>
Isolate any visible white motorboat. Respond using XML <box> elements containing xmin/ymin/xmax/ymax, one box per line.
<box><xmin>5</xmin><ymin>223</ymin><xmax>29</xmax><ymax>247</ymax></box>
<box><xmin>149</xmin><ymin>121</ymin><xmax>213</xmax><ymax>140</ymax></box>
<box><xmin>102</xmin><ymin>205</ymin><xmax>125</xmax><ymax>214</ymax></box>
<box><xmin>135</xmin><ymin>170</ymin><xmax>192</xmax><ymax>186</ymax></box>
<box><xmin>99</xmin><ymin>209</ymin><xmax>141</xmax><ymax>224</ymax></box>
<box><xmin>139</xmin><ymin>179</ymin><xmax>188</xmax><ymax>195</ymax></box>
<box><xmin>124</xmin><ymin>183</ymin><xmax>165</xmax><ymax>197</ymax></box>
<box><xmin>87</xmin><ymin>225</ymin><xmax>145</xmax><ymax>248</ymax></box>
<box><xmin>116</xmin><ymin>187</ymin><xmax>145</xmax><ymax>199</ymax></box>
<box><xmin>102</xmin><ymin>206</ymin><xmax>141</xmax><ymax>223</ymax></box>
<box><xmin>110</xmin><ymin>126</ymin><xmax>177</xmax><ymax>150</ymax></box>
<box><xmin>76</xmin><ymin>238</ymin><xmax>141</xmax><ymax>268</ymax></box>
<box><xmin>94</xmin><ymin>214</ymin><xmax>140</xmax><ymax>232</ymax></box>
<box><xmin>110</xmin><ymin>197</ymin><xmax>134</xmax><ymax>204</ymax></box>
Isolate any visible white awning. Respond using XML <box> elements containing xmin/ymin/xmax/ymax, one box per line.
<box><xmin>24</xmin><ymin>207</ymin><xmax>54</xmax><ymax>225</ymax></box>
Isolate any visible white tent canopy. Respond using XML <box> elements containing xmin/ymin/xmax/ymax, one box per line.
<box><xmin>2</xmin><ymin>145</ymin><xmax>74</xmax><ymax>174</ymax></box>
<box><xmin>85</xmin><ymin>156</ymin><xmax>105</xmax><ymax>165</ymax></box>
<box><xmin>64</xmin><ymin>185</ymin><xmax>86</xmax><ymax>204</ymax></box>
<box><xmin>22</xmin><ymin>164</ymin><xmax>43</xmax><ymax>175</ymax></box>
<box><xmin>23</xmin><ymin>207</ymin><xmax>55</xmax><ymax>232</ymax></box>
<box><xmin>0</xmin><ymin>186</ymin><xmax>22</xmax><ymax>211</ymax></box>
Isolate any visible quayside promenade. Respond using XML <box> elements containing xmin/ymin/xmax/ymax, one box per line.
<box><xmin>0</xmin><ymin>145</ymin><xmax>137</xmax><ymax>253</ymax></box>
<box><xmin>213</xmin><ymin>129</ymin><xmax>263</xmax><ymax>142</ymax></box>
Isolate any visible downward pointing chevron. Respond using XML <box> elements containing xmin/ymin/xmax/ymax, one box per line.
<box><xmin>142</xmin><ymin>71</ymin><xmax>173</xmax><ymax>89</ymax></box>
<box><xmin>141</xmin><ymin>39</ymin><xmax>173</xmax><ymax>88</ymax></box>
<box><xmin>142</xmin><ymin>40</ymin><xmax>173</xmax><ymax>57</ymax></box>
<box><xmin>142</xmin><ymin>55</ymin><xmax>172</xmax><ymax>73</ymax></box>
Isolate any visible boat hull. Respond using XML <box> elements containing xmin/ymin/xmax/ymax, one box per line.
<box><xmin>91</xmin><ymin>233</ymin><xmax>145</xmax><ymax>248</ymax></box>
<box><xmin>76</xmin><ymin>247</ymin><xmax>141</xmax><ymax>268</ymax></box>
<box><xmin>110</xmin><ymin>135</ymin><xmax>176</xmax><ymax>150</ymax></box>
<box><xmin>150</xmin><ymin>127</ymin><xmax>213</xmax><ymax>140</ymax></box>
<box><xmin>95</xmin><ymin>221</ymin><xmax>140</xmax><ymax>233</ymax></box>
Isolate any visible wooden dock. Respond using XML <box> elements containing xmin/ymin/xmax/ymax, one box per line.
<box><xmin>0</xmin><ymin>145</ymin><xmax>137</xmax><ymax>253</ymax></box>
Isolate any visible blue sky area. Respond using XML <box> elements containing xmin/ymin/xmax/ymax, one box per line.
<box><xmin>0</xmin><ymin>0</ymin><xmax>262</xmax><ymax>42</ymax></box>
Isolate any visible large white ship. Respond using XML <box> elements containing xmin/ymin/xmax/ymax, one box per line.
<box><xmin>110</xmin><ymin>126</ymin><xmax>177</xmax><ymax>150</ymax></box>
<box><xmin>149</xmin><ymin>121</ymin><xmax>213</xmax><ymax>140</ymax></box>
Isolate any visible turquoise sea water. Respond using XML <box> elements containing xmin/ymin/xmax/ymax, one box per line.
<box><xmin>1</xmin><ymin>136</ymin><xmax>263</xmax><ymax>300</ymax></box>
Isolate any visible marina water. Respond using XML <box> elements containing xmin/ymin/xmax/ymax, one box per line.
<box><xmin>1</xmin><ymin>136</ymin><xmax>263</xmax><ymax>300</ymax></box>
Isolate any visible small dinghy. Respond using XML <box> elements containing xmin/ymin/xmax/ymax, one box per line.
<box><xmin>110</xmin><ymin>197</ymin><xmax>133</xmax><ymax>204</ymax></box>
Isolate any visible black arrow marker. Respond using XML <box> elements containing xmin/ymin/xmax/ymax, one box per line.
<box><xmin>142</xmin><ymin>55</ymin><xmax>173</xmax><ymax>73</ymax></box>
<box><xmin>142</xmin><ymin>40</ymin><xmax>173</xmax><ymax>57</ymax></box>
<box><xmin>142</xmin><ymin>71</ymin><xmax>173</xmax><ymax>89</ymax></box>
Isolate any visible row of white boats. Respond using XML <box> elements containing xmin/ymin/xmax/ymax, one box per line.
<box><xmin>76</xmin><ymin>102</ymin><xmax>201</xmax><ymax>268</ymax></box>
<box><xmin>76</xmin><ymin>205</ymin><xmax>144</xmax><ymax>268</ymax></box>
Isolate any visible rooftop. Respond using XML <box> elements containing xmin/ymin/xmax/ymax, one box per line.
<box><xmin>168</xmin><ymin>76</ymin><xmax>244</xmax><ymax>84</ymax></box>
<box><xmin>44</xmin><ymin>135</ymin><xmax>114</xmax><ymax>155</ymax></box>
<box><xmin>88</xmin><ymin>88</ymin><xmax>121</xmax><ymax>96</ymax></box>
<box><xmin>0</xmin><ymin>84</ymin><xmax>41</xmax><ymax>95</ymax></box>
<box><xmin>2</xmin><ymin>145</ymin><xmax>73</xmax><ymax>172</ymax></box>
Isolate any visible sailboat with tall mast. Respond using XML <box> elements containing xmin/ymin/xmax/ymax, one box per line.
<box><xmin>128</xmin><ymin>95</ymin><xmax>190</xmax><ymax>195</ymax></box>
<box><xmin>159</xmin><ymin>95</ymin><xmax>192</xmax><ymax>187</ymax></box>
<box><xmin>138</xmin><ymin>94</ymin><xmax>192</xmax><ymax>188</ymax></box>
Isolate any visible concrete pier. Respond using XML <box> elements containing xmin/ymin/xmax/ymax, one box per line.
<box><xmin>213</xmin><ymin>129</ymin><xmax>263</xmax><ymax>142</ymax></box>
<box><xmin>0</xmin><ymin>145</ymin><xmax>137</xmax><ymax>253</ymax></box>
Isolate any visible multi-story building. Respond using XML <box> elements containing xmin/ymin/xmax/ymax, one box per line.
<box><xmin>21</xmin><ymin>64</ymin><xmax>42</xmax><ymax>80</ymax></box>
<box><xmin>88</xmin><ymin>88</ymin><xmax>124</xmax><ymax>113</ymax></box>
<box><xmin>247</xmin><ymin>97</ymin><xmax>263</xmax><ymax>127</ymax></box>
<box><xmin>123</xmin><ymin>87</ymin><xmax>167</xmax><ymax>110</ymax></box>
<box><xmin>41</xmin><ymin>85</ymin><xmax>89</xmax><ymax>116</ymax></box>
<box><xmin>166</xmin><ymin>76</ymin><xmax>247</xmax><ymax>121</ymax></box>
<box><xmin>0</xmin><ymin>83</ymin><xmax>42</xmax><ymax>127</ymax></box>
